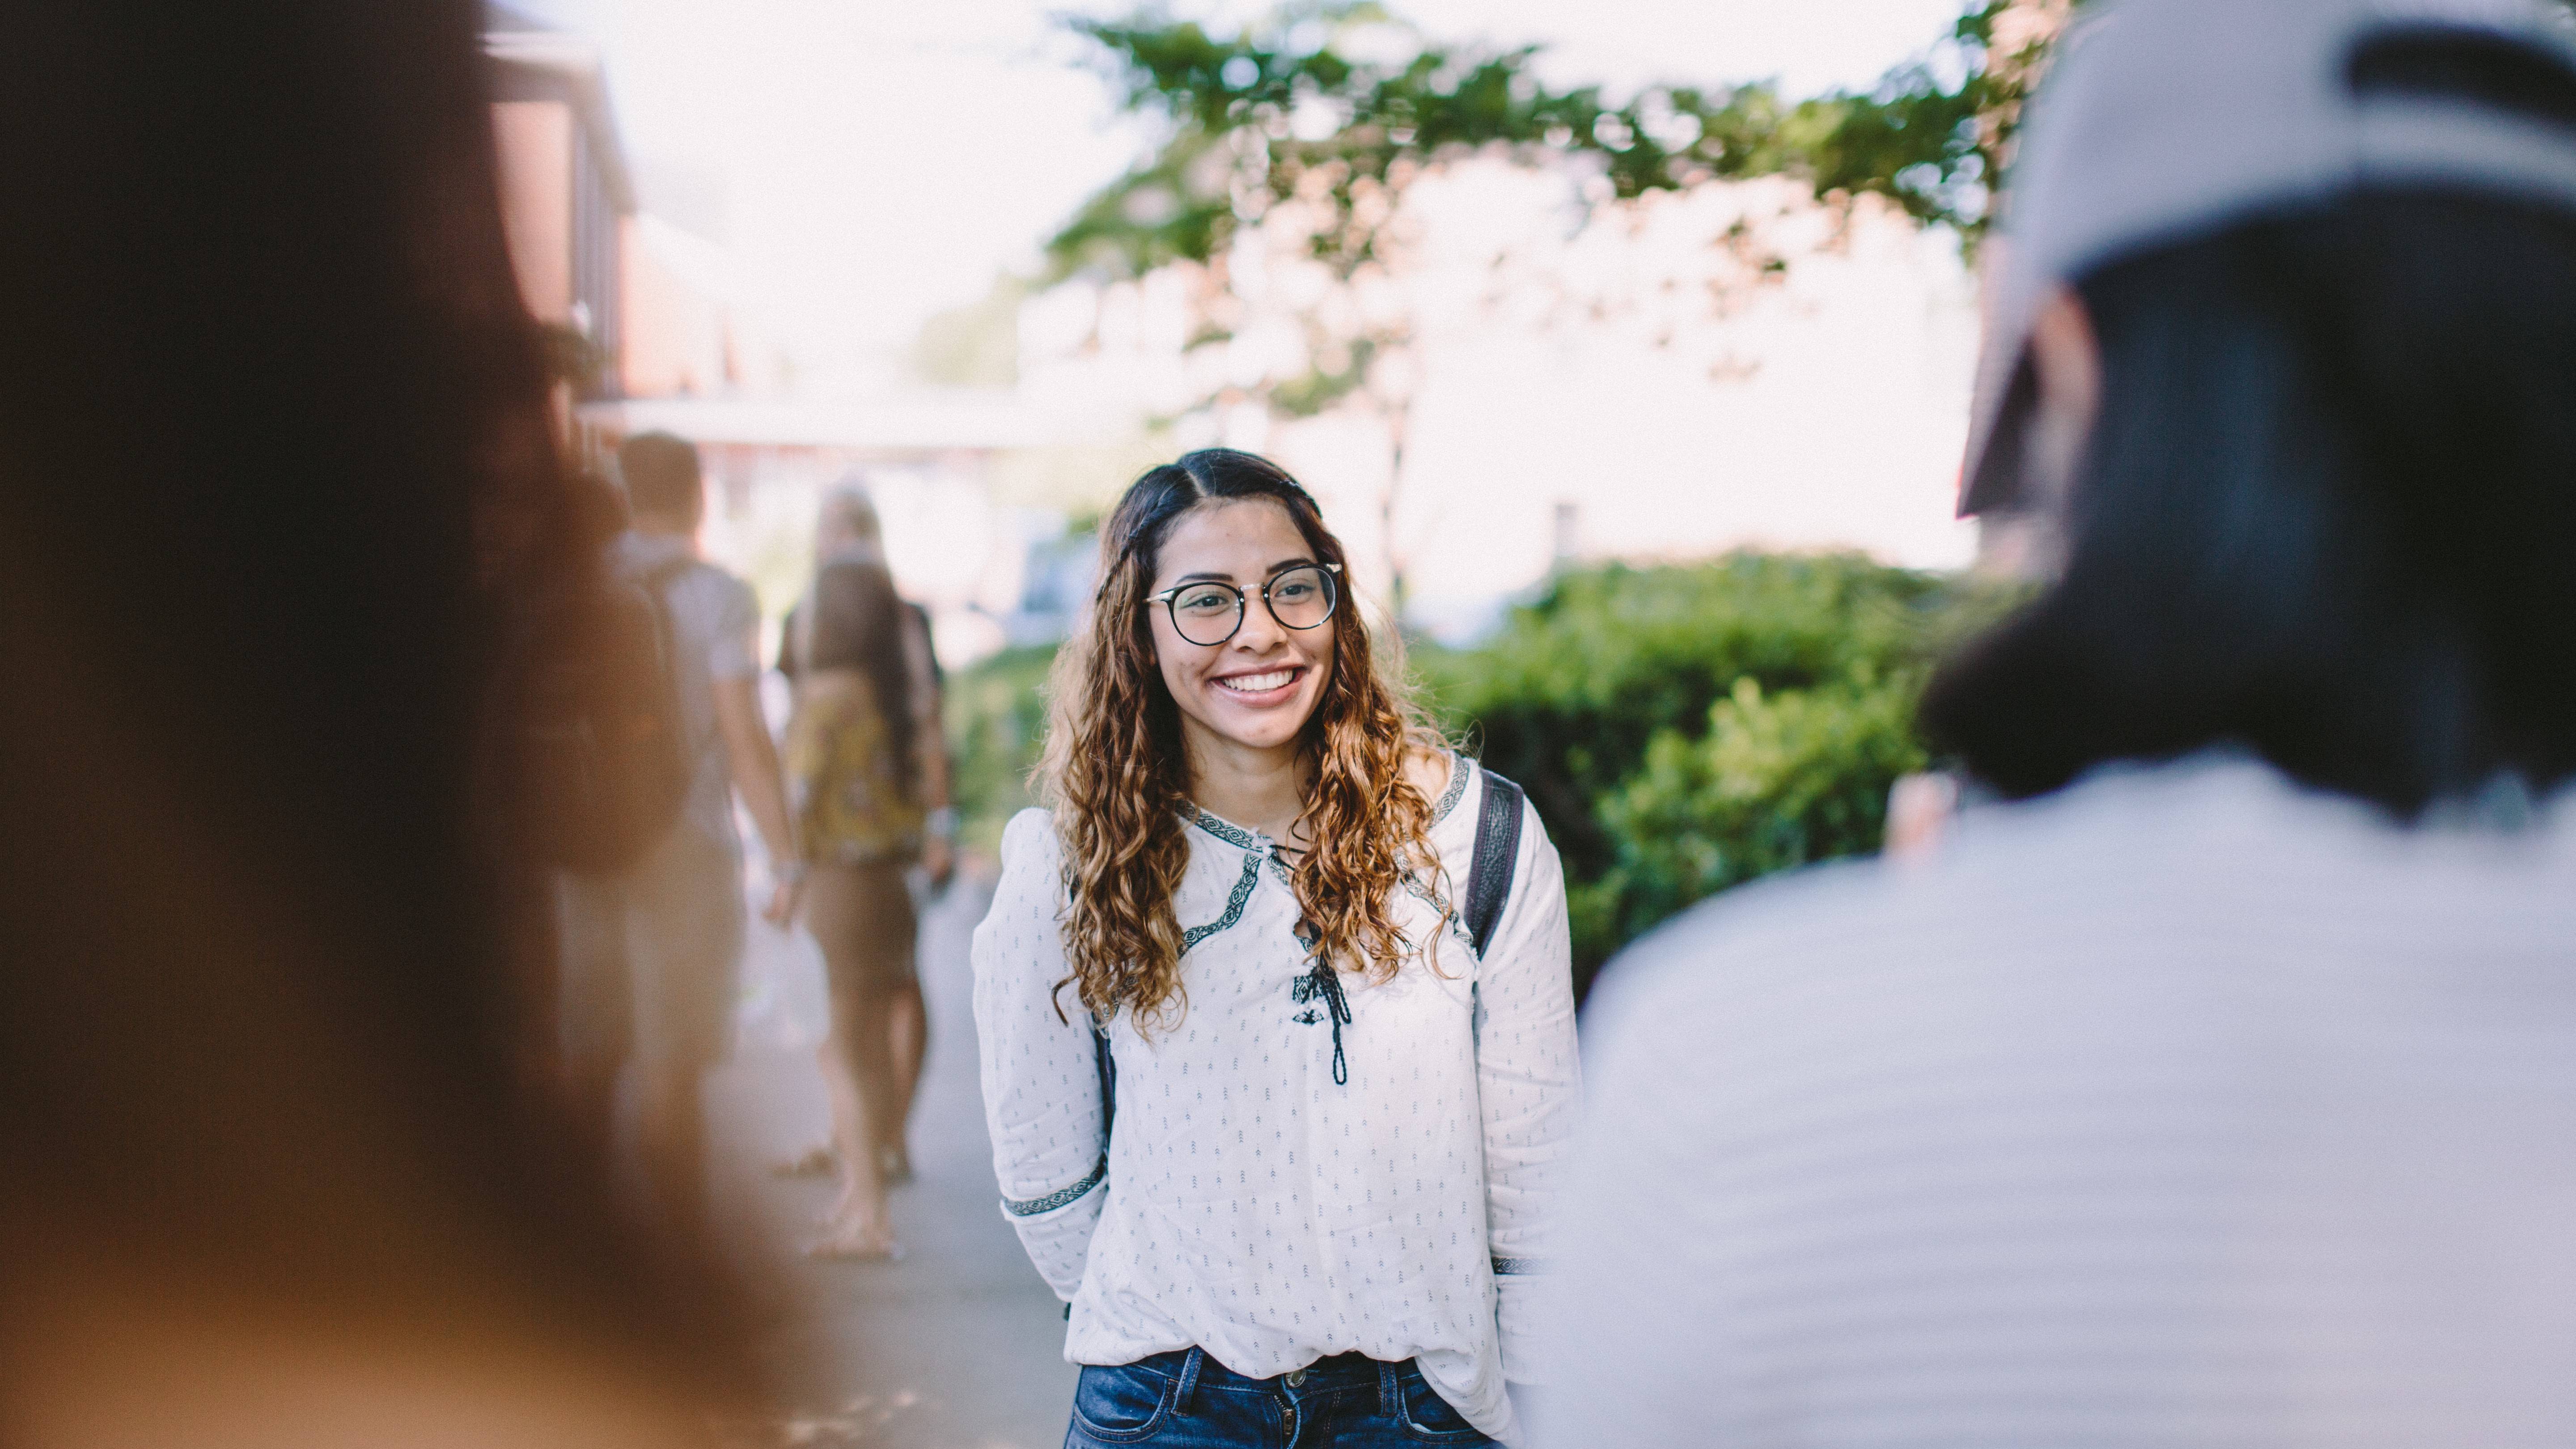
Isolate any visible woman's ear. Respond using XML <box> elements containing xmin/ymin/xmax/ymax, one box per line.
<box><xmin>2012</xmin><ymin>286</ymin><xmax>2103</xmax><ymax>575</ymax></box>
<box><xmin>2026</xmin><ymin>286</ymin><xmax>2101</xmax><ymax>513</ymax></box>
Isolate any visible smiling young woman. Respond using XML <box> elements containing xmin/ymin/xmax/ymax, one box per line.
<box><xmin>970</xmin><ymin>449</ymin><xmax>1580</xmax><ymax>1448</ymax></box>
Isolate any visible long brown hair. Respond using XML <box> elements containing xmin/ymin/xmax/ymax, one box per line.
<box><xmin>803</xmin><ymin>555</ymin><xmax>917</xmax><ymax>778</ymax></box>
<box><xmin>1040</xmin><ymin>449</ymin><xmax>1448</xmax><ymax>1031</ymax></box>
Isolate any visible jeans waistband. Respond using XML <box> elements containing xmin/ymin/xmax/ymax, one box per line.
<box><xmin>1121</xmin><ymin>1347</ymin><xmax>1418</xmax><ymax>1415</ymax></box>
<box><xmin>1133</xmin><ymin>1348</ymin><xmax>1396</xmax><ymax>1389</ymax></box>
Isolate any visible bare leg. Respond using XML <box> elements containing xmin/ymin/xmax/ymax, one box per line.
<box><xmin>817</xmin><ymin>978</ymin><xmax>898</xmax><ymax>1254</ymax></box>
<box><xmin>805</xmin><ymin>861</ymin><xmax>916</xmax><ymax>1257</ymax></box>
<box><xmin>881</xmin><ymin>980</ymin><xmax>927</xmax><ymax>1181</ymax></box>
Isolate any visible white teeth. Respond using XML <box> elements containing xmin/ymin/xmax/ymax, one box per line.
<box><xmin>1216</xmin><ymin>669</ymin><xmax>1297</xmax><ymax>694</ymax></box>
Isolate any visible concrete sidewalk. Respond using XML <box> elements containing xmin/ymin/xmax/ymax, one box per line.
<box><xmin>708</xmin><ymin>871</ymin><xmax>1077</xmax><ymax>1449</ymax></box>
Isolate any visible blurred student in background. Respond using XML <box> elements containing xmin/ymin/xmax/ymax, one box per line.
<box><xmin>558</xmin><ymin>430</ymin><xmax>801</xmax><ymax>1251</ymax></box>
<box><xmin>1543</xmin><ymin>0</ymin><xmax>2576</xmax><ymax>1443</ymax></box>
<box><xmin>776</xmin><ymin>487</ymin><xmax>956</xmax><ymax>1259</ymax></box>
<box><xmin>0</xmin><ymin>2</ymin><xmax>751</xmax><ymax>1444</ymax></box>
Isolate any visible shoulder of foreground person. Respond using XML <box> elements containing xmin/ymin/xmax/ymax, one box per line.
<box><xmin>1538</xmin><ymin>760</ymin><xmax>2576</xmax><ymax>1445</ymax></box>
<box><xmin>1581</xmin><ymin>752</ymin><xmax>2472</xmax><ymax>1035</ymax></box>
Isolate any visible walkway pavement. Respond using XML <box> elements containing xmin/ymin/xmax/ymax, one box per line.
<box><xmin>707</xmin><ymin>869</ymin><xmax>1077</xmax><ymax>1449</ymax></box>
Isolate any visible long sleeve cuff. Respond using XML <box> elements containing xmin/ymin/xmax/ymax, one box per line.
<box><xmin>1001</xmin><ymin>1165</ymin><xmax>1107</xmax><ymax>1301</ymax></box>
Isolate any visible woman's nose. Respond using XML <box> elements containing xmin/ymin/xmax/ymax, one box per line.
<box><xmin>1232</xmin><ymin>597</ymin><xmax>1289</xmax><ymax>650</ymax></box>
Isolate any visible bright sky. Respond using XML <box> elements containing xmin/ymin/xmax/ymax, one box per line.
<box><xmin>521</xmin><ymin>0</ymin><xmax>1973</xmax><ymax>379</ymax></box>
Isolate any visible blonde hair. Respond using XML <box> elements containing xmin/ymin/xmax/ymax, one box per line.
<box><xmin>816</xmin><ymin>483</ymin><xmax>881</xmax><ymax>553</ymax></box>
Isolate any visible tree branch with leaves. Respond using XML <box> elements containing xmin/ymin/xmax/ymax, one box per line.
<box><xmin>1044</xmin><ymin>0</ymin><xmax>2067</xmax><ymax>614</ymax></box>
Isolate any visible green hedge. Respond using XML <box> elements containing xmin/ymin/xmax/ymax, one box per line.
<box><xmin>1415</xmin><ymin>554</ymin><xmax>2009</xmax><ymax>996</ymax></box>
<box><xmin>946</xmin><ymin>554</ymin><xmax>2012</xmax><ymax>997</ymax></box>
<box><xmin>945</xmin><ymin>643</ymin><xmax>1057</xmax><ymax>858</ymax></box>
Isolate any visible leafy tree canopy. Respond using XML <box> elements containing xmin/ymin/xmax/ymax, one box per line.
<box><xmin>1048</xmin><ymin>0</ymin><xmax>2056</xmax><ymax>284</ymax></box>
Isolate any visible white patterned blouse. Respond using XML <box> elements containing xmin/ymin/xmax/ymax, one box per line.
<box><xmin>971</xmin><ymin>755</ymin><xmax>1580</xmax><ymax>1444</ymax></box>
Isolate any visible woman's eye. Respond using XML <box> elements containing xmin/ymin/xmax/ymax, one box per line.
<box><xmin>1274</xmin><ymin>581</ymin><xmax>1314</xmax><ymax>601</ymax></box>
<box><xmin>1177</xmin><ymin>589</ymin><xmax>1235</xmax><ymax>614</ymax></box>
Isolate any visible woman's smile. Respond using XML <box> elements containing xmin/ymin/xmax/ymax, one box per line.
<box><xmin>1211</xmin><ymin>664</ymin><xmax>1306</xmax><ymax>702</ymax></box>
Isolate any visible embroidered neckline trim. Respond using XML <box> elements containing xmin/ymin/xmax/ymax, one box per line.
<box><xmin>1181</xmin><ymin>853</ymin><xmax>1263</xmax><ymax>953</ymax></box>
<box><xmin>1185</xmin><ymin>806</ymin><xmax>1264</xmax><ymax>852</ymax></box>
<box><xmin>1429</xmin><ymin>752</ymin><xmax>1472</xmax><ymax>826</ymax></box>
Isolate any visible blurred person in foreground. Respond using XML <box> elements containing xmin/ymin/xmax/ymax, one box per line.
<box><xmin>774</xmin><ymin>487</ymin><xmax>956</xmax><ymax>1259</ymax></box>
<box><xmin>0</xmin><ymin>3</ymin><xmax>752</xmax><ymax>1445</ymax></box>
<box><xmin>1539</xmin><ymin>1</ymin><xmax>2576</xmax><ymax>1444</ymax></box>
<box><xmin>974</xmin><ymin>450</ymin><xmax>1578</xmax><ymax>1447</ymax></box>
<box><xmin>558</xmin><ymin>430</ymin><xmax>801</xmax><ymax>1250</ymax></box>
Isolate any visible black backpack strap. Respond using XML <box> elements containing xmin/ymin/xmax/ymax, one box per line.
<box><xmin>1463</xmin><ymin>767</ymin><xmax>1525</xmax><ymax>958</ymax></box>
<box><xmin>1063</xmin><ymin>1013</ymin><xmax>1116</xmax><ymax>1325</ymax></box>
<box><xmin>1093</xmin><ymin>1017</ymin><xmax>1117</xmax><ymax>1139</ymax></box>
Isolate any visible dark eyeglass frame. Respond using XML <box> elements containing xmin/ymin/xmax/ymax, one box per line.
<box><xmin>1144</xmin><ymin>562</ymin><xmax>1343</xmax><ymax>647</ymax></box>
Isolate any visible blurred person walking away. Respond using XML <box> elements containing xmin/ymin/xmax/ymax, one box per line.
<box><xmin>0</xmin><ymin>1</ymin><xmax>759</xmax><ymax>1443</ymax></box>
<box><xmin>776</xmin><ymin>487</ymin><xmax>957</xmax><ymax>1259</ymax></box>
<box><xmin>1539</xmin><ymin>3</ymin><xmax>2576</xmax><ymax>1445</ymax></box>
<box><xmin>973</xmin><ymin>451</ymin><xmax>1579</xmax><ymax>1448</ymax></box>
<box><xmin>558</xmin><ymin>431</ymin><xmax>804</xmax><ymax>1252</ymax></box>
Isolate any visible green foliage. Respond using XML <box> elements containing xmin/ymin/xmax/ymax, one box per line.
<box><xmin>1051</xmin><ymin>4</ymin><xmax>1847</xmax><ymax>281</ymax></box>
<box><xmin>946</xmin><ymin>644</ymin><xmax>1058</xmax><ymax>856</ymax></box>
<box><xmin>941</xmin><ymin>554</ymin><xmax>2024</xmax><ymax>989</ymax></box>
<box><xmin>1417</xmin><ymin>555</ymin><xmax>1951</xmax><ymax>873</ymax></box>
<box><xmin>1804</xmin><ymin>2</ymin><xmax>2046</xmax><ymax>236</ymax></box>
<box><xmin>1416</xmin><ymin>554</ymin><xmax>2015</xmax><ymax>985</ymax></box>
<box><xmin>1051</xmin><ymin>0</ymin><xmax>2055</xmax><ymax>289</ymax></box>
<box><xmin>1572</xmin><ymin>676</ymin><xmax>1926</xmax><ymax>957</ymax></box>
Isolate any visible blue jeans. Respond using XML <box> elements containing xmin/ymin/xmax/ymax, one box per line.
<box><xmin>1065</xmin><ymin>1347</ymin><xmax>1495</xmax><ymax>1447</ymax></box>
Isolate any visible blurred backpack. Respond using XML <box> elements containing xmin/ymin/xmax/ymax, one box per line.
<box><xmin>526</xmin><ymin>556</ymin><xmax>699</xmax><ymax>873</ymax></box>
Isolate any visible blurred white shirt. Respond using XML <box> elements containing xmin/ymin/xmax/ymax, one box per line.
<box><xmin>614</xmin><ymin>531</ymin><xmax>759</xmax><ymax>853</ymax></box>
<box><xmin>1538</xmin><ymin>753</ymin><xmax>2576</xmax><ymax>1448</ymax></box>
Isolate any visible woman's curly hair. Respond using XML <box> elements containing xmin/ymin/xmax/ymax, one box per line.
<box><xmin>1038</xmin><ymin>449</ymin><xmax>1449</xmax><ymax>1031</ymax></box>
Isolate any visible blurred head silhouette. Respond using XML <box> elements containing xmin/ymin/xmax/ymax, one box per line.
<box><xmin>619</xmin><ymin>431</ymin><xmax>706</xmax><ymax>533</ymax></box>
<box><xmin>1932</xmin><ymin>0</ymin><xmax>2576</xmax><ymax>814</ymax></box>
<box><xmin>817</xmin><ymin>482</ymin><xmax>885</xmax><ymax>558</ymax></box>
<box><xmin>0</xmin><ymin>3</ymin><xmax>744</xmax><ymax>1443</ymax></box>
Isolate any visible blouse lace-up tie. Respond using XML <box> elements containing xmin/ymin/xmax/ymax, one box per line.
<box><xmin>1291</xmin><ymin>958</ymin><xmax>1354</xmax><ymax>1085</ymax></box>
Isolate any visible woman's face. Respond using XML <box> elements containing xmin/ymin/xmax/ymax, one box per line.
<box><xmin>1145</xmin><ymin>498</ymin><xmax>1337</xmax><ymax>763</ymax></box>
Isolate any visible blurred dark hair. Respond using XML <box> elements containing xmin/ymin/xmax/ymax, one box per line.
<box><xmin>805</xmin><ymin>558</ymin><xmax>917</xmax><ymax>776</ymax></box>
<box><xmin>0</xmin><ymin>0</ymin><xmax>737</xmax><ymax>1396</ymax></box>
<box><xmin>620</xmin><ymin>430</ymin><xmax>705</xmax><ymax>525</ymax></box>
<box><xmin>1924</xmin><ymin>190</ymin><xmax>2576</xmax><ymax>813</ymax></box>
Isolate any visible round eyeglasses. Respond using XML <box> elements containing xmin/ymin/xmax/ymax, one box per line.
<box><xmin>1145</xmin><ymin>563</ymin><xmax>1343</xmax><ymax>647</ymax></box>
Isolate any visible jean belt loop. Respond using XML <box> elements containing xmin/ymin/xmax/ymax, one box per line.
<box><xmin>1378</xmin><ymin>1358</ymin><xmax>1402</xmax><ymax>1419</ymax></box>
<box><xmin>1174</xmin><ymin>1346</ymin><xmax>1205</xmax><ymax>1415</ymax></box>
